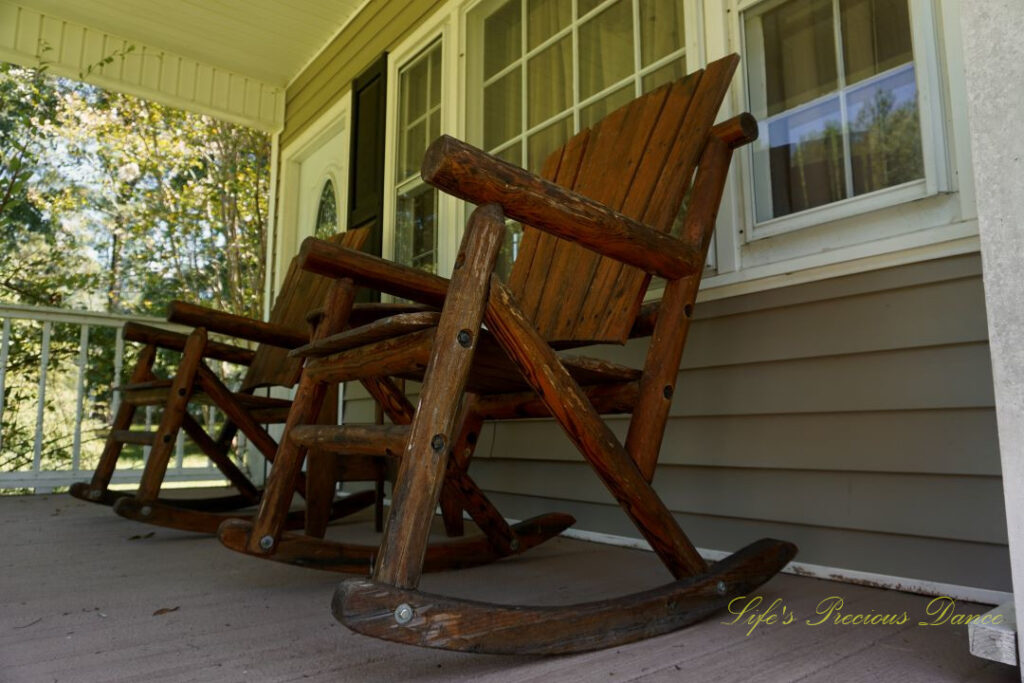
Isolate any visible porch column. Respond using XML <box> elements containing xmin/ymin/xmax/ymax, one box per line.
<box><xmin>960</xmin><ymin>1</ymin><xmax>1024</xmax><ymax>674</ymax></box>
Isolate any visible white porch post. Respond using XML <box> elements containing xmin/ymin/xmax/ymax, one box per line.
<box><xmin>960</xmin><ymin>0</ymin><xmax>1024</xmax><ymax>674</ymax></box>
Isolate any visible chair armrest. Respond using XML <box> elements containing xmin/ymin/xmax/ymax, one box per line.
<box><xmin>421</xmin><ymin>136</ymin><xmax>700</xmax><ymax>279</ymax></box>
<box><xmin>299</xmin><ymin>239</ymin><xmax>450</xmax><ymax>307</ymax></box>
<box><xmin>166</xmin><ymin>301</ymin><xmax>308</xmax><ymax>348</ymax></box>
<box><xmin>419</xmin><ymin>115</ymin><xmax>757</xmax><ymax>281</ymax></box>
<box><xmin>306</xmin><ymin>302</ymin><xmax>439</xmax><ymax>328</ymax></box>
<box><xmin>123</xmin><ymin>323</ymin><xmax>256</xmax><ymax>365</ymax></box>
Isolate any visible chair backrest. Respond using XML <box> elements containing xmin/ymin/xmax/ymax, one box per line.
<box><xmin>506</xmin><ymin>55</ymin><xmax>738</xmax><ymax>346</ymax></box>
<box><xmin>241</xmin><ymin>227</ymin><xmax>370</xmax><ymax>390</ymax></box>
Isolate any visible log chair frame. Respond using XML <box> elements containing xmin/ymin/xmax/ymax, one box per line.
<box><xmin>70</xmin><ymin>228</ymin><xmax>388</xmax><ymax>534</ymax></box>
<box><xmin>221</xmin><ymin>54</ymin><xmax>796</xmax><ymax>653</ymax></box>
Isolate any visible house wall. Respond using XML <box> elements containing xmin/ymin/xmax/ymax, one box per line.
<box><xmin>343</xmin><ymin>253</ymin><xmax>1009</xmax><ymax>592</ymax></box>
<box><xmin>283</xmin><ymin>0</ymin><xmax>1009</xmax><ymax>594</ymax></box>
<box><xmin>281</xmin><ymin>0</ymin><xmax>444</xmax><ymax>149</ymax></box>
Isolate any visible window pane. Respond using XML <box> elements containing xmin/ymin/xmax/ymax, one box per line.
<box><xmin>840</xmin><ymin>0</ymin><xmax>913</xmax><ymax>85</ymax></box>
<box><xmin>528</xmin><ymin>35</ymin><xmax>573</xmax><ymax>127</ymax></box>
<box><xmin>528</xmin><ymin>115</ymin><xmax>573</xmax><ymax>172</ymax></box>
<box><xmin>580</xmin><ymin>82</ymin><xmax>634</xmax><ymax>128</ymax></box>
<box><xmin>579</xmin><ymin>0</ymin><xmax>635</xmax><ymax>100</ymax></box>
<box><xmin>756</xmin><ymin>0</ymin><xmax>838</xmax><ymax>116</ymax></box>
<box><xmin>847</xmin><ymin>63</ymin><xmax>923</xmax><ymax>195</ymax></box>
<box><xmin>495</xmin><ymin>220</ymin><xmax>524</xmax><ymax>282</ymax></box>
<box><xmin>640</xmin><ymin>0</ymin><xmax>685</xmax><ymax>67</ymax></box>
<box><xmin>397</xmin><ymin>42</ymin><xmax>441</xmax><ymax>182</ymax></box>
<box><xmin>764</xmin><ymin>97</ymin><xmax>847</xmax><ymax>219</ymax></box>
<box><xmin>528</xmin><ymin>0</ymin><xmax>571</xmax><ymax>50</ymax></box>
<box><xmin>642</xmin><ymin>58</ymin><xmax>686</xmax><ymax>93</ymax></box>
<box><xmin>485</xmin><ymin>0</ymin><xmax>522</xmax><ymax>79</ymax></box>
<box><xmin>314</xmin><ymin>180</ymin><xmax>338</xmax><ymax>238</ymax></box>
<box><xmin>396</xmin><ymin>184</ymin><xmax>438</xmax><ymax>273</ymax></box>
<box><xmin>484</xmin><ymin>69</ymin><xmax>522</xmax><ymax>149</ymax></box>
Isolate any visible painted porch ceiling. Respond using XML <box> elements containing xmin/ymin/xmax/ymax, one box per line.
<box><xmin>14</xmin><ymin>0</ymin><xmax>363</xmax><ymax>86</ymax></box>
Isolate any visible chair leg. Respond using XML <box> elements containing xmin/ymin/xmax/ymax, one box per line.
<box><xmin>135</xmin><ymin>329</ymin><xmax>207</xmax><ymax>503</ymax></box>
<box><xmin>486</xmin><ymin>277</ymin><xmax>706</xmax><ymax>578</ymax></box>
<box><xmin>71</xmin><ymin>344</ymin><xmax>157</xmax><ymax>504</ymax></box>
<box><xmin>245</xmin><ymin>278</ymin><xmax>359</xmax><ymax>554</ymax></box>
<box><xmin>374</xmin><ymin>204</ymin><xmax>505</xmax><ymax>589</ymax></box>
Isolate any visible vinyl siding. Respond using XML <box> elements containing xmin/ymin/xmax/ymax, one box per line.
<box><xmin>281</xmin><ymin>0</ymin><xmax>443</xmax><ymax>148</ymax></box>
<box><xmin>342</xmin><ymin>253</ymin><xmax>1009</xmax><ymax>591</ymax></box>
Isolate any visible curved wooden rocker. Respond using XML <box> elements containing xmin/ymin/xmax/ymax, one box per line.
<box><xmin>227</xmin><ymin>54</ymin><xmax>796</xmax><ymax>654</ymax></box>
<box><xmin>71</xmin><ymin>227</ymin><xmax>389</xmax><ymax>535</ymax></box>
<box><xmin>335</xmin><ymin>538</ymin><xmax>796</xmax><ymax>655</ymax></box>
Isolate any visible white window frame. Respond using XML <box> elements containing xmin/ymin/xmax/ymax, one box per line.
<box><xmin>382</xmin><ymin>9</ymin><xmax>462</xmax><ymax>278</ymax></box>
<box><xmin>736</xmin><ymin>0</ymin><xmax>950</xmax><ymax>240</ymax></box>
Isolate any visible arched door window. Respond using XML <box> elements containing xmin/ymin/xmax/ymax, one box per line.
<box><xmin>315</xmin><ymin>179</ymin><xmax>339</xmax><ymax>238</ymax></box>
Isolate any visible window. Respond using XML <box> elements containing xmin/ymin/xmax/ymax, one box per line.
<box><xmin>394</xmin><ymin>40</ymin><xmax>443</xmax><ymax>273</ymax></box>
<box><xmin>314</xmin><ymin>179</ymin><xmax>339</xmax><ymax>238</ymax></box>
<box><xmin>743</xmin><ymin>0</ymin><xmax>939</xmax><ymax>234</ymax></box>
<box><xmin>467</xmin><ymin>0</ymin><xmax>693</xmax><ymax>275</ymax></box>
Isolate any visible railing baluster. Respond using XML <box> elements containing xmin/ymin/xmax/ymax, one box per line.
<box><xmin>0</xmin><ymin>319</ymin><xmax>10</xmax><ymax>452</ymax></box>
<box><xmin>143</xmin><ymin>404</ymin><xmax>153</xmax><ymax>462</ymax></box>
<box><xmin>72</xmin><ymin>325</ymin><xmax>90</xmax><ymax>473</ymax></box>
<box><xmin>111</xmin><ymin>325</ymin><xmax>124</xmax><ymax>421</ymax></box>
<box><xmin>33</xmin><ymin>321</ymin><xmax>52</xmax><ymax>472</ymax></box>
<box><xmin>175</xmin><ymin>427</ymin><xmax>184</xmax><ymax>469</ymax></box>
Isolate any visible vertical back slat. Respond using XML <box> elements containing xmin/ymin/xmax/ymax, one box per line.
<box><xmin>242</xmin><ymin>227</ymin><xmax>369</xmax><ymax>390</ymax></box>
<box><xmin>506</xmin><ymin>55</ymin><xmax>738</xmax><ymax>345</ymax></box>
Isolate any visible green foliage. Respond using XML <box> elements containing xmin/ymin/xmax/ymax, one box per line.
<box><xmin>0</xmin><ymin>60</ymin><xmax>269</xmax><ymax>477</ymax></box>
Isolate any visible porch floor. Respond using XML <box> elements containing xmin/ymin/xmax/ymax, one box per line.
<box><xmin>0</xmin><ymin>493</ymin><xmax>1016</xmax><ymax>682</ymax></box>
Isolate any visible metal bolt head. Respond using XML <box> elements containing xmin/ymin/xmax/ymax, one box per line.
<box><xmin>716</xmin><ymin>580</ymin><xmax>727</xmax><ymax>595</ymax></box>
<box><xmin>140</xmin><ymin>505</ymin><xmax>153</xmax><ymax>517</ymax></box>
<box><xmin>456</xmin><ymin>329</ymin><xmax>473</xmax><ymax>348</ymax></box>
<box><xmin>509</xmin><ymin>538</ymin><xmax>520</xmax><ymax>552</ymax></box>
<box><xmin>88</xmin><ymin>489</ymin><xmax>101</xmax><ymax>501</ymax></box>
<box><xmin>430</xmin><ymin>434</ymin><xmax>446</xmax><ymax>452</ymax></box>
<box><xmin>662</xmin><ymin>385</ymin><xmax>674</xmax><ymax>399</ymax></box>
<box><xmin>259</xmin><ymin>535</ymin><xmax>275</xmax><ymax>551</ymax></box>
<box><xmin>162</xmin><ymin>433</ymin><xmax>172</xmax><ymax>443</ymax></box>
<box><xmin>394</xmin><ymin>603</ymin><xmax>414</xmax><ymax>624</ymax></box>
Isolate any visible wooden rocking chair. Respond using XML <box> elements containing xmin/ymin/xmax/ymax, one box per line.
<box><xmin>70</xmin><ymin>227</ymin><xmax>393</xmax><ymax>535</ymax></box>
<box><xmin>221</xmin><ymin>54</ymin><xmax>796</xmax><ymax>653</ymax></box>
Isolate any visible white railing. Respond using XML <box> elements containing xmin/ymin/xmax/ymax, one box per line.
<box><xmin>0</xmin><ymin>303</ymin><xmax>241</xmax><ymax>493</ymax></box>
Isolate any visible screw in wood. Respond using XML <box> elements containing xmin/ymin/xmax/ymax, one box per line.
<box><xmin>162</xmin><ymin>434</ymin><xmax>172</xmax><ymax>443</ymax></box>
<box><xmin>394</xmin><ymin>603</ymin><xmax>414</xmax><ymax>624</ymax></box>
<box><xmin>456</xmin><ymin>329</ymin><xmax>473</xmax><ymax>348</ymax></box>
<box><xmin>88</xmin><ymin>489</ymin><xmax>101</xmax><ymax>500</ymax></box>
<box><xmin>716</xmin><ymin>580</ymin><xmax>727</xmax><ymax>595</ymax></box>
<box><xmin>140</xmin><ymin>505</ymin><xmax>152</xmax><ymax>517</ymax></box>
<box><xmin>431</xmin><ymin>434</ymin><xmax>446</xmax><ymax>452</ymax></box>
<box><xmin>663</xmin><ymin>385</ymin><xmax>674</xmax><ymax>399</ymax></box>
<box><xmin>259</xmin><ymin>535</ymin><xmax>275</xmax><ymax>551</ymax></box>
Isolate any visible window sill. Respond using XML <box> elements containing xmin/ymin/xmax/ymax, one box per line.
<box><xmin>748</xmin><ymin>179</ymin><xmax>929</xmax><ymax>241</ymax></box>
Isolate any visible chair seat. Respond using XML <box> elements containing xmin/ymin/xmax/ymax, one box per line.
<box><xmin>120</xmin><ymin>381</ymin><xmax>294</xmax><ymax>422</ymax></box>
<box><xmin>302</xmin><ymin>315</ymin><xmax>641</xmax><ymax>395</ymax></box>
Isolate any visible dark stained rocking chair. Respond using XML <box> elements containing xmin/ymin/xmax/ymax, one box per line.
<box><xmin>220</xmin><ymin>54</ymin><xmax>797</xmax><ymax>653</ymax></box>
<box><xmin>70</xmin><ymin>227</ymin><xmax>394</xmax><ymax>535</ymax></box>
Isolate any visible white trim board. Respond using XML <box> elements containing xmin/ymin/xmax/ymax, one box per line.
<box><xmin>556</xmin><ymin>526</ymin><xmax>1011</xmax><ymax>607</ymax></box>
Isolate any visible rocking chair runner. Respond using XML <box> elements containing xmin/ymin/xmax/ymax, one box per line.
<box><xmin>222</xmin><ymin>54</ymin><xmax>796</xmax><ymax>654</ymax></box>
<box><xmin>70</xmin><ymin>227</ymin><xmax>393</xmax><ymax>534</ymax></box>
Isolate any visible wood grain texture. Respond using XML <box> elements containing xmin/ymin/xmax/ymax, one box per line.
<box><xmin>336</xmin><ymin>538</ymin><xmax>795</xmax><ymax>654</ymax></box>
<box><xmin>135</xmin><ymin>328</ymin><xmax>207</xmax><ymax>502</ymax></box>
<box><xmin>484</xmin><ymin>277</ymin><xmax>706</xmax><ymax>578</ymax></box>
<box><xmin>421</xmin><ymin>135</ymin><xmax>700</xmax><ymax>283</ymax></box>
<box><xmin>374</xmin><ymin>204</ymin><xmax>506</xmax><ymax>588</ymax></box>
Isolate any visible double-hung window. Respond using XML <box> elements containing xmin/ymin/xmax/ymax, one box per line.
<box><xmin>393</xmin><ymin>40</ymin><xmax>444</xmax><ymax>274</ymax></box>
<box><xmin>467</xmin><ymin>0</ymin><xmax>696</xmax><ymax>274</ymax></box>
<box><xmin>742</xmin><ymin>0</ymin><xmax>946</xmax><ymax>237</ymax></box>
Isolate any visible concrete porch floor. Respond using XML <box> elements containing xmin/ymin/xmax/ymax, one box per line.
<box><xmin>0</xmin><ymin>492</ymin><xmax>1017</xmax><ymax>682</ymax></box>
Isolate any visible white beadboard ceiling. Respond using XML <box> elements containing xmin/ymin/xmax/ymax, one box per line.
<box><xmin>13</xmin><ymin>0</ymin><xmax>363</xmax><ymax>86</ymax></box>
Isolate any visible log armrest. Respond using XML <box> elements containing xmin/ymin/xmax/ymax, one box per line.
<box><xmin>123</xmin><ymin>323</ymin><xmax>256</xmax><ymax>365</ymax></box>
<box><xmin>299</xmin><ymin>239</ymin><xmax>450</xmax><ymax>308</ymax></box>
<box><xmin>167</xmin><ymin>301</ymin><xmax>308</xmax><ymax>348</ymax></box>
<box><xmin>418</xmin><ymin>115</ymin><xmax>758</xmax><ymax>281</ymax></box>
<box><xmin>306</xmin><ymin>302</ymin><xmax>440</xmax><ymax>328</ymax></box>
<box><xmin>420</xmin><ymin>136</ymin><xmax>699</xmax><ymax>280</ymax></box>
